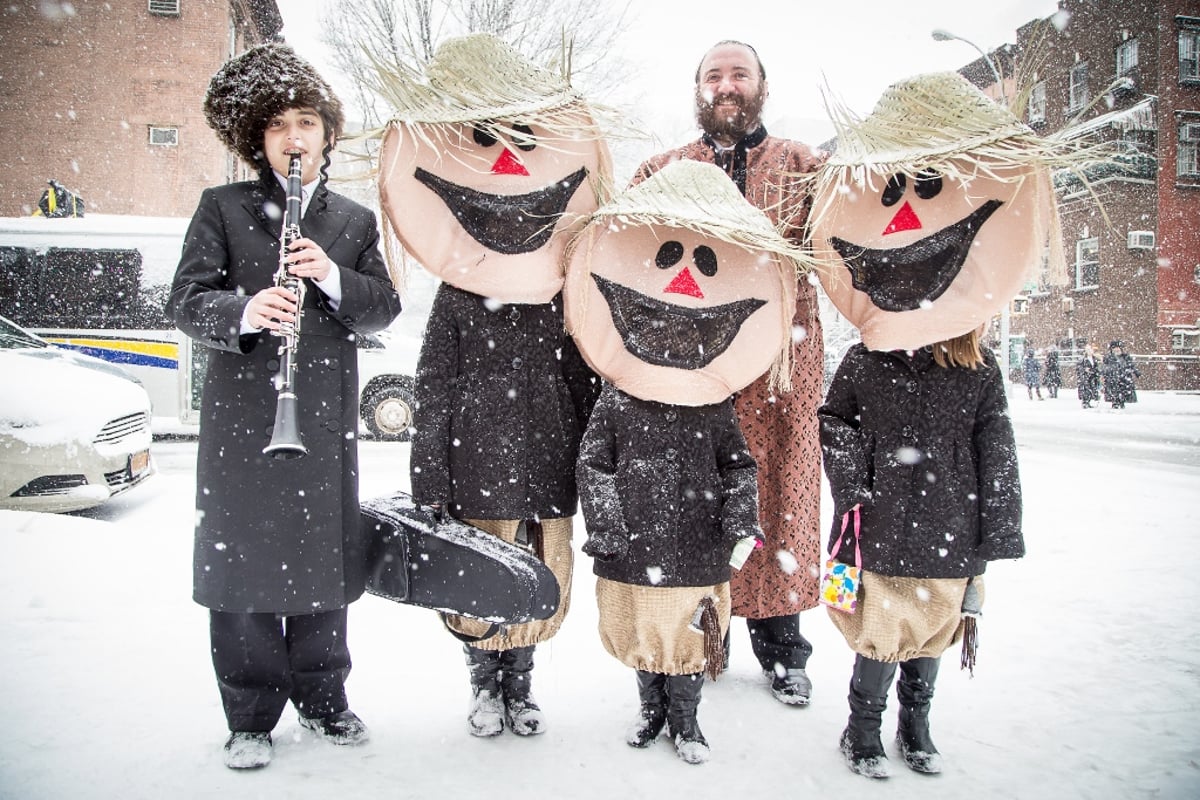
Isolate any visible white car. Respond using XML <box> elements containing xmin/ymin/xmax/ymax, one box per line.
<box><xmin>0</xmin><ymin>315</ymin><xmax>154</xmax><ymax>513</ymax></box>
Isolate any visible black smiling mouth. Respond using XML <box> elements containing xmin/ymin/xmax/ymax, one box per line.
<box><xmin>592</xmin><ymin>274</ymin><xmax>766</xmax><ymax>370</ymax></box>
<box><xmin>829</xmin><ymin>199</ymin><xmax>1003</xmax><ymax>312</ymax></box>
<box><xmin>414</xmin><ymin>166</ymin><xmax>588</xmax><ymax>255</ymax></box>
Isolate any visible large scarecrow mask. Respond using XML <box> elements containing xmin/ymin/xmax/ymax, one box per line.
<box><xmin>565</xmin><ymin>161</ymin><xmax>803</xmax><ymax>406</ymax></box>
<box><xmin>810</xmin><ymin>72</ymin><xmax>1065</xmax><ymax>351</ymax></box>
<box><xmin>376</xmin><ymin>34</ymin><xmax>610</xmax><ymax>304</ymax></box>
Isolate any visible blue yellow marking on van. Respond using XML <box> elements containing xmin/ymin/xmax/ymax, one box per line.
<box><xmin>44</xmin><ymin>335</ymin><xmax>179</xmax><ymax>370</ymax></box>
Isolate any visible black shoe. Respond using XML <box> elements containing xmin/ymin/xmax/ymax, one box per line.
<box><xmin>223</xmin><ymin>731</ymin><xmax>272</xmax><ymax>769</ymax></box>
<box><xmin>299</xmin><ymin>710</ymin><xmax>369</xmax><ymax>745</ymax></box>
<box><xmin>765</xmin><ymin>667</ymin><xmax>812</xmax><ymax>706</ymax></box>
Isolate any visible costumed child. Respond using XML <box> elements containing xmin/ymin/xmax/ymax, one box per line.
<box><xmin>372</xmin><ymin>34</ymin><xmax>610</xmax><ymax>738</ymax></box>
<box><xmin>168</xmin><ymin>43</ymin><xmax>403</xmax><ymax>769</ymax></box>
<box><xmin>808</xmin><ymin>71</ymin><xmax>1090</xmax><ymax>778</ymax></box>
<box><xmin>566</xmin><ymin>159</ymin><xmax>813</xmax><ymax>764</ymax></box>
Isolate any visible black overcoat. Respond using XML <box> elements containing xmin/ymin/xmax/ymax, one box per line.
<box><xmin>1076</xmin><ymin>355</ymin><xmax>1101</xmax><ymax>402</ymax></box>
<box><xmin>577</xmin><ymin>384</ymin><xmax>762</xmax><ymax>587</ymax></box>
<box><xmin>1102</xmin><ymin>352</ymin><xmax>1140</xmax><ymax>405</ymax></box>
<box><xmin>819</xmin><ymin>345</ymin><xmax>1024</xmax><ymax>579</ymax></box>
<box><xmin>168</xmin><ymin>176</ymin><xmax>402</xmax><ymax>614</ymax></box>
<box><xmin>409</xmin><ymin>283</ymin><xmax>598</xmax><ymax>520</ymax></box>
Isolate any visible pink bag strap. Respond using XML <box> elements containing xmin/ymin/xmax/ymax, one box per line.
<box><xmin>829</xmin><ymin>506</ymin><xmax>862</xmax><ymax>567</ymax></box>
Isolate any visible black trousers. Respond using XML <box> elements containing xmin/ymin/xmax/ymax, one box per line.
<box><xmin>745</xmin><ymin>613</ymin><xmax>812</xmax><ymax>671</ymax></box>
<box><xmin>209</xmin><ymin>607</ymin><xmax>351</xmax><ymax>733</ymax></box>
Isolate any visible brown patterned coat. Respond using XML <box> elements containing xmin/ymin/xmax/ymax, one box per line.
<box><xmin>631</xmin><ymin>130</ymin><xmax>827</xmax><ymax>618</ymax></box>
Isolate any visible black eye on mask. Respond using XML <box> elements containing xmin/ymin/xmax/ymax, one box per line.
<box><xmin>511</xmin><ymin>123</ymin><xmax>537</xmax><ymax>152</ymax></box>
<box><xmin>472</xmin><ymin>125</ymin><xmax>498</xmax><ymax>148</ymax></box>
<box><xmin>693</xmin><ymin>245</ymin><xmax>718</xmax><ymax>277</ymax></box>
<box><xmin>882</xmin><ymin>174</ymin><xmax>906</xmax><ymax>207</ymax></box>
<box><xmin>914</xmin><ymin>170</ymin><xmax>943</xmax><ymax>200</ymax></box>
<box><xmin>656</xmin><ymin>241</ymin><xmax>685</xmax><ymax>269</ymax></box>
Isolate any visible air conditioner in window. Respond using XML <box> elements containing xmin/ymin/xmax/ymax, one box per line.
<box><xmin>1127</xmin><ymin>230</ymin><xmax>1155</xmax><ymax>250</ymax></box>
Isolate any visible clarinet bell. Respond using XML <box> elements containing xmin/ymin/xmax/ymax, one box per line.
<box><xmin>263</xmin><ymin>393</ymin><xmax>308</xmax><ymax>459</ymax></box>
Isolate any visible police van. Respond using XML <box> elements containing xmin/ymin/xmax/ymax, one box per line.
<box><xmin>0</xmin><ymin>214</ymin><xmax>416</xmax><ymax>439</ymax></box>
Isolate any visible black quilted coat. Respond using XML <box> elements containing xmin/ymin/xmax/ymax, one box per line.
<box><xmin>409</xmin><ymin>284</ymin><xmax>599</xmax><ymax>520</ymax></box>
<box><xmin>168</xmin><ymin>176</ymin><xmax>403</xmax><ymax>613</ymax></box>
<box><xmin>819</xmin><ymin>344</ymin><xmax>1024</xmax><ymax>579</ymax></box>
<box><xmin>577</xmin><ymin>384</ymin><xmax>763</xmax><ymax>587</ymax></box>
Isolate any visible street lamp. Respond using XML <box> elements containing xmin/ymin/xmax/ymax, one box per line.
<box><xmin>932</xmin><ymin>27</ymin><xmax>1013</xmax><ymax>391</ymax></box>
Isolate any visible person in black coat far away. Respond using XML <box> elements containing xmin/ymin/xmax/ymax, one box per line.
<box><xmin>1076</xmin><ymin>344</ymin><xmax>1101</xmax><ymax>408</ymax></box>
<box><xmin>168</xmin><ymin>43</ymin><xmax>402</xmax><ymax>770</ymax></box>
<box><xmin>1102</xmin><ymin>340</ymin><xmax>1140</xmax><ymax>409</ymax></box>
<box><xmin>1043</xmin><ymin>346</ymin><xmax>1062</xmax><ymax>398</ymax></box>
<box><xmin>1022</xmin><ymin>348</ymin><xmax>1043</xmax><ymax>400</ymax></box>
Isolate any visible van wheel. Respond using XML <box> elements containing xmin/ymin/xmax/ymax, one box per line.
<box><xmin>362</xmin><ymin>377</ymin><xmax>414</xmax><ymax>442</ymax></box>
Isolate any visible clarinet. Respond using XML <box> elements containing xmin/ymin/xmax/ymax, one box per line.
<box><xmin>263</xmin><ymin>153</ymin><xmax>309</xmax><ymax>459</ymax></box>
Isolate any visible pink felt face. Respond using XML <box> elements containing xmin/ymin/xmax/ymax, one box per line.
<box><xmin>565</xmin><ymin>221</ymin><xmax>792</xmax><ymax>406</ymax></box>
<box><xmin>378</xmin><ymin>117</ymin><xmax>607</xmax><ymax>304</ymax></box>
<box><xmin>812</xmin><ymin>160</ymin><xmax>1049</xmax><ymax>351</ymax></box>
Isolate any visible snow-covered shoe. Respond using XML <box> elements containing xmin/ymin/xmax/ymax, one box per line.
<box><xmin>839</xmin><ymin>728</ymin><xmax>890</xmax><ymax>779</ymax></box>
<box><xmin>896</xmin><ymin>730</ymin><xmax>943</xmax><ymax>774</ymax></box>
<box><xmin>666</xmin><ymin>673</ymin><xmax>709</xmax><ymax>765</ymax></box>
<box><xmin>503</xmin><ymin>695</ymin><xmax>546</xmax><ymax>736</ymax></box>
<box><xmin>223</xmin><ymin>731</ymin><xmax>272</xmax><ymax>770</ymax></box>
<box><xmin>465</xmin><ymin>645</ymin><xmax>504</xmax><ymax>737</ymax></box>
<box><xmin>499</xmin><ymin>645</ymin><xmax>545</xmax><ymax>736</ymax></box>
<box><xmin>767</xmin><ymin>667</ymin><xmax>812</xmax><ymax>706</ymax></box>
<box><xmin>468</xmin><ymin>689</ymin><xmax>505</xmax><ymax>737</ymax></box>
<box><xmin>626</xmin><ymin>671</ymin><xmax>667</xmax><ymax>748</ymax></box>
<box><xmin>841</xmin><ymin>655</ymin><xmax>898</xmax><ymax>779</ymax></box>
<box><xmin>897</xmin><ymin>657</ymin><xmax>942</xmax><ymax>774</ymax></box>
<box><xmin>299</xmin><ymin>710</ymin><xmax>369</xmax><ymax>745</ymax></box>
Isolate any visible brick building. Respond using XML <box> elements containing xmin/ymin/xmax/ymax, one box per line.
<box><xmin>1002</xmin><ymin>0</ymin><xmax>1200</xmax><ymax>390</ymax></box>
<box><xmin>0</xmin><ymin>0</ymin><xmax>282</xmax><ymax>219</ymax></box>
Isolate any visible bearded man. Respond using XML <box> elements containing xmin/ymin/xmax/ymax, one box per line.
<box><xmin>630</xmin><ymin>40</ymin><xmax>827</xmax><ymax>706</ymax></box>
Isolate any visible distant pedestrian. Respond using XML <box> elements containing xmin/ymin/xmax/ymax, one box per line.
<box><xmin>1022</xmin><ymin>348</ymin><xmax>1043</xmax><ymax>400</ymax></box>
<box><xmin>1043</xmin><ymin>346</ymin><xmax>1062</xmax><ymax>398</ymax></box>
<box><xmin>1103</xmin><ymin>341</ymin><xmax>1140</xmax><ymax>409</ymax></box>
<box><xmin>1076</xmin><ymin>345</ymin><xmax>1101</xmax><ymax>408</ymax></box>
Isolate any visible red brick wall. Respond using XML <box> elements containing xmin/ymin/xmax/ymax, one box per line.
<box><xmin>0</xmin><ymin>0</ymin><xmax>257</xmax><ymax>218</ymax></box>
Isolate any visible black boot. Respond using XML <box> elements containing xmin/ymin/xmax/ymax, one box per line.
<box><xmin>464</xmin><ymin>645</ymin><xmax>503</xmax><ymax>737</ymax></box>
<box><xmin>499</xmin><ymin>646</ymin><xmax>545</xmax><ymax>736</ymax></box>
<box><xmin>666</xmin><ymin>673</ymin><xmax>709</xmax><ymax>764</ymax></box>
<box><xmin>626</xmin><ymin>671</ymin><xmax>668</xmax><ymax>748</ymax></box>
<box><xmin>896</xmin><ymin>657</ymin><xmax>942</xmax><ymax>773</ymax></box>
<box><xmin>840</xmin><ymin>655</ymin><xmax>898</xmax><ymax>779</ymax></box>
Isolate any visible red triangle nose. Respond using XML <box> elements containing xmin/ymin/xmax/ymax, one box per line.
<box><xmin>663</xmin><ymin>267</ymin><xmax>705</xmax><ymax>299</ymax></box>
<box><xmin>882</xmin><ymin>201</ymin><xmax>922</xmax><ymax>235</ymax></box>
<box><xmin>491</xmin><ymin>148</ymin><xmax>529</xmax><ymax>176</ymax></box>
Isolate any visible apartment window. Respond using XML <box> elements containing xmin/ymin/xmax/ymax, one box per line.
<box><xmin>148</xmin><ymin>0</ymin><xmax>181</xmax><ymax>15</ymax></box>
<box><xmin>1011</xmin><ymin>296</ymin><xmax>1029</xmax><ymax>315</ymax></box>
<box><xmin>1179</xmin><ymin>118</ymin><xmax>1200</xmax><ymax>178</ymax></box>
<box><xmin>1172</xmin><ymin>329</ymin><xmax>1200</xmax><ymax>351</ymax></box>
<box><xmin>1028</xmin><ymin>81</ymin><xmax>1046</xmax><ymax>125</ymax></box>
<box><xmin>1116</xmin><ymin>38</ymin><xmax>1138</xmax><ymax>75</ymax></box>
<box><xmin>1069</xmin><ymin>62</ymin><xmax>1089</xmax><ymax>112</ymax></box>
<box><xmin>148</xmin><ymin>126</ymin><xmax>179</xmax><ymax>147</ymax></box>
<box><xmin>1075</xmin><ymin>237</ymin><xmax>1099</xmax><ymax>290</ymax></box>
<box><xmin>1181</xmin><ymin>22</ymin><xmax>1200</xmax><ymax>83</ymax></box>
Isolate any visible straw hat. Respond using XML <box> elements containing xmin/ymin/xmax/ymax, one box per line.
<box><xmin>372</xmin><ymin>33</ymin><xmax>588</xmax><ymax>130</ymax></box>
<box><xmin>204</xmin><ymin>43</ymin><xmax>344</xmax><ymax>167</ymax></box>
<box><xmin>575</xmin><ymin>160</ymin><xmax>814</xmax><ymax>272</ymax></box>
<box><xmin>826</xmin><ymin>72</ymin><xmax>1037</xmax><ymax>173</ymax></box>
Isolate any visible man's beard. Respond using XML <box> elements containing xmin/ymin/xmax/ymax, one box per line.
<box><xmin>695</xmin><ymin>85</ymin><xmax>766</xmax><ymax>141</ymax></box>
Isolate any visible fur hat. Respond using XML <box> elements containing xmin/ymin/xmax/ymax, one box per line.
<box><xmin>203</xmin><ymin>42</ymin><xmax>345</xmax><ymax>167</ymax></box>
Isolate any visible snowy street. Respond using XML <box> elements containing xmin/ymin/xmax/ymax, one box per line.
<box><xmin>2</xmin><ymin>391</ymin><xmax>1198</xmax><ymax>799</ymax></box>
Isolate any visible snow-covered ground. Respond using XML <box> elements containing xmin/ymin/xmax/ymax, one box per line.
<box><xmin>2</xmin><ymin>390</ymin><xmax>1198</xmax><ymax>799</ymax></box>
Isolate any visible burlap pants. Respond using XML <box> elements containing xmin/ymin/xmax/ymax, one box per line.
<box><xmin>443</xmin><ymin>516</ymin><xmax>573</xmax><ymax>650</ymax></box>
<box><xmin>827</xmin><ymin>569</ymin><xmax>984</xmax><ymax>663</ymax></box>
<box><xmin>595</xmin><ymin>578</ymin><xmax>731</xmax><ymax>676</ymax></box>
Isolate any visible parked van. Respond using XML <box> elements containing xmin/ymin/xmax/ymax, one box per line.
<box><xmin>0</xmin><ymin>214</ymin><xmax>416</xmax><ymax>437</ymax></box>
